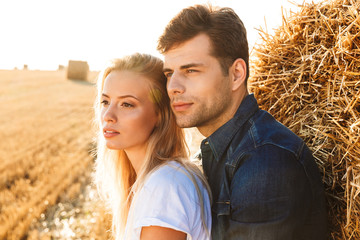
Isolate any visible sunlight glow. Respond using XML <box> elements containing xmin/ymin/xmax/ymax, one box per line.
<box><xmin>0</xmin><ymin>0</ymin><xmax>321</xmax><ymax>71</ymax></box>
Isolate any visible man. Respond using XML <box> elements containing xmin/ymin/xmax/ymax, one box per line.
<box><xmin>157</xmin><ymin>4</ymin><xmax>327</xmax><ymax>240</ymax></box>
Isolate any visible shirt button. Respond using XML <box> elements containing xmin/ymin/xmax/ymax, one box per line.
<box><xmin>204</xmin><ymin>141</ymin><xmax>209</xmax><ymax>145</ymax></box>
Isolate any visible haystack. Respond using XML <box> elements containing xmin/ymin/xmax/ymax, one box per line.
<box><xmin>67</xmin><ymin>60</ymin><xmax>89</xmax><ymax>81</ymax></box>
<box><xmin>58</xmin><ymin>64</ymin><xmax>65</xmax><ymax>71</ymax></box>
<box><xmin>249</xmin><ymin>0</ymin><xmax>360</xmax><ymax>239</ymax></box>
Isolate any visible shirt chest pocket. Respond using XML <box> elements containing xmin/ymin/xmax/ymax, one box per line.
<box><xmin>212</xmin><ymin>155</ymin><xmax>243</xmax><ymax>218</ymax></box>
<box><xmin>214</xmin><ymin>178</ymin><xmax>231</xmax><ymax>217</ymax></box>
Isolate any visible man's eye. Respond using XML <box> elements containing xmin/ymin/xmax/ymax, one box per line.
<box><xmin>187</xmin><ymin>69</ymin><xmax>197</xmax><ymax>73</ymax></box>
<box><xmin>165</xmin><ymin>72</ymin><xmax>173</xmax><ymax>78</ymax></box>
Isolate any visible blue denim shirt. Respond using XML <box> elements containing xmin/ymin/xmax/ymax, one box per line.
<box><xmin>200</xmin><ymin>94</ymin><xmax>327</xmax><ymax>240</ymax></box>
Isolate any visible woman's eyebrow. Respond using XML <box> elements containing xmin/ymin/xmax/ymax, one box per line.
<box><xmin>101</xmin><ymin>93</ymin><xmax>139</xmax><ymax>100</ymax></box>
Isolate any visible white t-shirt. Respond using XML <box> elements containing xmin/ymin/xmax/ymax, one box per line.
<box><xmin>123</xmin><ymin>161</ymin><xmax>211</xmax><ymax>240</ymax></box>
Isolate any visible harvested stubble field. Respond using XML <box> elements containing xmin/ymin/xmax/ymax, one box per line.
<box><xmin>0</xmin><ymin>69</ymin><xmax>204</xmax><ymax>240</ymax></box>
<box><xmin>0</xmin><ymin>69</ymin><xmax>111</xmax><ymax>239</ymax></box>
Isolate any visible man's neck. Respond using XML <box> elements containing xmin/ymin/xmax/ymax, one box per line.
<box><xmin>198</xmin><ymin>90</ymin><xmax>249</xmax><ymax>138</ymax></box>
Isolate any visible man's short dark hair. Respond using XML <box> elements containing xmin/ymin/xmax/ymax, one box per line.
<box><xmin>157</xmin><ymin>4</ymin><xmax>249</xmax><ymax>82</ymax></box>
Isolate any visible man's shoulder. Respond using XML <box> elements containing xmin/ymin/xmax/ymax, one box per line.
<box><xmin>231</xmin><ymin>109</ymin><xmax>305</xmax><ymax>158</ymax></box>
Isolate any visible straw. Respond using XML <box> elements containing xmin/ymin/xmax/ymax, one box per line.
<box><xmin>249</xmin><ymin>0</ymin><xmax>360</xmax><ymax>238</ymax></box>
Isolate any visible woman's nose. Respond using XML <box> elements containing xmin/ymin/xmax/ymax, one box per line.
<box><xmin>102</xmin><ymin>104</ymin><xmax>117</xmax><ymax>123</ymax></box>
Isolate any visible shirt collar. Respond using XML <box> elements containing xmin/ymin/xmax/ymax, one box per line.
<box><xmin>202</xmin><ymin>94</ymin><xmax>259</xmax><ymax>161</ymax></box>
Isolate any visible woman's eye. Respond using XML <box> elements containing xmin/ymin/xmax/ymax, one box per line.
<box><xmin>122</xmin><ymin>102</ymin><xmax>133</xmax><ymax>108</ymax></box>
<box><xmin>100</xmin><ymin>100</ymin><xmax>109</xmax><ymax>106</ymax></box>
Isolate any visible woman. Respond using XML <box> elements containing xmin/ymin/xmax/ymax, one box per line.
<box><xmin>94</xmin><ymin>53</ymin><xmax>211</xmax><ymax>240</ymax></box>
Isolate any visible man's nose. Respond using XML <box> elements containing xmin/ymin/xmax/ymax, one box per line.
<box><xmin>167</xmin><ymin>71</ymin><xmax>185</xmax><ymax>96</ymax></box>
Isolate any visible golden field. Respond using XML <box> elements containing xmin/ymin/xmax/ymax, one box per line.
<box><xmin>0</xmin><ymin>69</ymin><xmax>204</xmax><ymax>239</ymax></box>
<box><xmin>0</xmin><ymin>69</ymin><xmax>113</xmax><ymax>239</ymax></box>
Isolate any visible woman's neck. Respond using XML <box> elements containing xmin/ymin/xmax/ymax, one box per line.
<box><xmin>124</xmin><ymin>145</ymin><xmax>147</xmax><ymax>175</ymax></box>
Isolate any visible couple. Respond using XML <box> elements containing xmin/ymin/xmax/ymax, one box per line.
<box><xmin>94</xmin><ymin>4</ymin><xmax>327</xmax><ymax>240</ymax></box>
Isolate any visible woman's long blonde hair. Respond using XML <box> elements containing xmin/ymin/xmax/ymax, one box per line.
<box><xmin>94</xmin><ymin>53</ymin><xmax>211</xmax><ymax>239</ymax></box>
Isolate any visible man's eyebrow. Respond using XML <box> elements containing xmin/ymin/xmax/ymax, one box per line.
<box><xmin>163</xmin><ymin>68</ymin><xmax>172</xmax><ymax>73</ymax></box>
<box><xmin>180</xmin><ymin>63</ymin><xmax>204</xmax><ymax>69</ymax></box>
<box><xmin>163</xmin><ymin>63</ymin><xmax>204</xmax><ymax>72</ymax></box>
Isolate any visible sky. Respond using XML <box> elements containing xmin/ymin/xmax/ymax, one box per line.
<box><xmin>0</xmin><ymin>0</ymin><xmax>322</xmax><ymax>71</ymax></box>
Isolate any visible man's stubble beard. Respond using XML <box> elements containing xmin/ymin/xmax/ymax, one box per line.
<box><xmin>174</xmin><ymin>89</ymin><xmax>233</xmax><ymax>130</ymax></box>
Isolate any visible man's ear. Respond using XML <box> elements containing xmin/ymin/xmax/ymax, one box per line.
<box><xmin>229</xmin><ymin>58</ymin><xmax>247</xmax><ymax>91</ymax></box>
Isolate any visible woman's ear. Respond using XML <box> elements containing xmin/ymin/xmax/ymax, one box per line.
<box><xmin>229</xmin><ymin>58</ymin><xmax>247</xmax><ymax>91</ymax></box>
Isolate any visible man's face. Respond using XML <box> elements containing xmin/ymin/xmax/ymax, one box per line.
<box><xmin>163</xmin><ymin>33</ymin><xmax>233</xmax><ymax>135</ymax></box>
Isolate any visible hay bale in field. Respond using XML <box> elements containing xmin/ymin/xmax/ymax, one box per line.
<box><xmin>249</xmin><ymin>0</ymin><xmax>360</xmax><ymax>239</ymax></box>
<box><xmin>67</xmin><ymin>60</ymin><xmax>89</xmax><ymax>81</ymax></box>
<box><xmin>58</xmin><ymin>64</ymin><xmax>65</xmax><ymax>71</ymax></box>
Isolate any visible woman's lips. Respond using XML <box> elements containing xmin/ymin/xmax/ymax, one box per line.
<box><xmin>172</xmin><ymin>102</ymin><xmax>193</xmax><ymax>112</ymax></box>
<box><xmin>103</xmin><ymin>129</ymin><xmax>120</xmax><ymax>138</ymax></box>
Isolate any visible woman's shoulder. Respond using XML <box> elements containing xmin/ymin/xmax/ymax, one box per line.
<box><xmin>129</xmin><ymin>161</ymin><xmax>211</xmax><ymax>240</ymax></box>
<box><xmin>143</xmin><ymin>161</ymin><xmax>198</xmax><ymax>192</ymax></box>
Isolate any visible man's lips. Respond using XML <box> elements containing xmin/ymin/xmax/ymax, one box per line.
<box><xmin>172</xmin><ymin>102</ymin><xmax>193</xmax><ymax>112</ymax></box>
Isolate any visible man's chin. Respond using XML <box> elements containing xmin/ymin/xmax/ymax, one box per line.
<box><xmin>175</xmin><ymin>118</ymin><xmax>196</xmax><ymax>128</ymax></box>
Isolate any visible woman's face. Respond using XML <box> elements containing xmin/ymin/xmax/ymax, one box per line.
<box><xmin>100</xmin><ymin>70</ymin><xmax>158</xmax><ymax>151</ymax></box>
